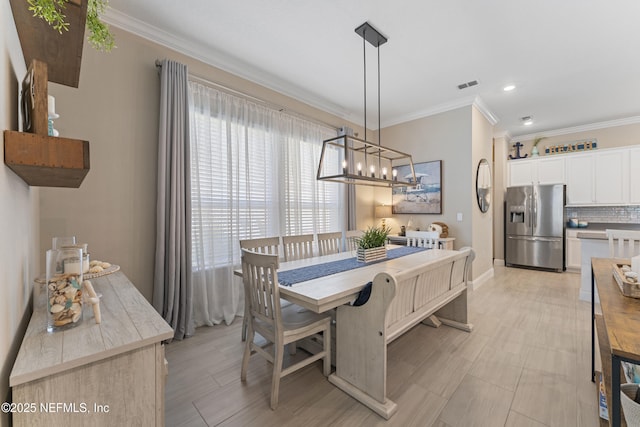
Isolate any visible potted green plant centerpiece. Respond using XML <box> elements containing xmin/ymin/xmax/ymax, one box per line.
<box><xmin>356</xmin><ymin>225</ymin><xmax>390</xmax><ymax>263</ymax></box>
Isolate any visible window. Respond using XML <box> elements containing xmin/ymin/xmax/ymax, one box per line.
<box><xmin>189</xmin><ymin>82</ymin><xmax>344</xmax><ymax>270</ymax></box>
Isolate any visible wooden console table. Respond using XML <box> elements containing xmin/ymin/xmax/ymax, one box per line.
<box><xmin>10</xmin><ymin>271</ymin><xmax>174</xmax><ymax>426</ymax></box>
<box><xmin>591</xmin><ymin>257</ymin><xmax>640</xmax><ymax>427</ymax></box>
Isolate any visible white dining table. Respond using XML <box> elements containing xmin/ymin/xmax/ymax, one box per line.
<box><xmin>235</xmin><ymin>246</ymin><xmax>469</xmax><ymax>418</ymax></box>
<box><xmin>270</xmin><ymin>246</ymin><xmax>460</xmax><ymax>313</ymax></box>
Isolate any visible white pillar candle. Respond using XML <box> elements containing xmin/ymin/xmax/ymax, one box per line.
<box><xmin>48</xmin><ymin>95</ymin><xmax>56</xmax><ymax>117</ymax></box>
<box><xmin>64</xmin><ymin>260</ymin><xmax>82</xmax><ymax>274</ymax></box>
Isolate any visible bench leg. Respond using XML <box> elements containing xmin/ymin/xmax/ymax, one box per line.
<box><xmin>421</xmin><ymin>315</ymin><xmax>442</xmax><ymax>328</ymax></box>
<box><xmin>435</xmin><ymin>290</ymin><xmax>473</xmax><ymax>332</ymax></box>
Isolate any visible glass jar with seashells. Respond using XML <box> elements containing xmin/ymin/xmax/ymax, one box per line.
<box><xmin>45</xmin><ymin>247</ymin><xmax>83</xmax><ymax>332</ymax></box>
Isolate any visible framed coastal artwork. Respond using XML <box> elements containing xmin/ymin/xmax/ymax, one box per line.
<box><xmin>392</xmin><ymin>160</ymin><xmax>442</xmax><ymax>214</ymax></box>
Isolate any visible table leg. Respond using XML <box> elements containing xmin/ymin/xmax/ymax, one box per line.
<box><xmin>611</xmin><ymin>354</ymin><xmax>621</xmax><ymax>427</ymax></box>
<box><xmin>591</xmin><ymin>266</ymin><xmax>595</xmax><ymax>383</ymax></box>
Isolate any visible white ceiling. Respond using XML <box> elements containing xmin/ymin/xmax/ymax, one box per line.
<box><xmin>104</xmin><ymin>0</ymin><xmax>640</xmax><ymax>139</ymax></box>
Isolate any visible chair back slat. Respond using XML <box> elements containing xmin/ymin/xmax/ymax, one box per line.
<box><xmin>241</xmin><ymin>249</ymin><xmax>281</xmax><ymax>328</ymax></box>
<box><xmin>240</xmin><ymin>236</ymin><xmax>280</xmax><ymax>256</ymax></box>
<box><xmin>282</xmin><ymin>234</ymin><xmax>314</xmax><ymax>261</ymax></box>
<box><xmin>606</xmin><ymin>229</ymin><xmax>640</xmax><ymax>258</ymax></box>
<box><xmin>345</xmin><ymin>230</ymin><xmax>363</xmax><ymax>252</ymax></box>
<box><xmin>317</xmin><ymin>231</ymin><xmax>342</xmax><ymax>256</ymax></box>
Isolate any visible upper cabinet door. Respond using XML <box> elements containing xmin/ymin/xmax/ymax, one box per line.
<box><xmin>566</xmin><ymin>154</ymin><xmax>594</xmax><ymax>205</ymax></box>
<box><xmin>594</xmin><ymin>150</ymin><xmax>628</xmax><ymax>204</ymax></box>
<box><xmin>537</xmin><ymin>157</ymin><xmax>565</xmax><ymax>184</ymax></box>
<box><xmin>630</xmin><ymin>148</ymin><xmax>640</xmax><ymax>204</ymax></box>
<box><xmin>508</xmin><ymin>160</ymin><xmax>534</xmax><ymax>187</ymax></box>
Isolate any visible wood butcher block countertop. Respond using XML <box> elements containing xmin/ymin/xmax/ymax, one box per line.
<box><xmin>592</xmin><ymin>258</ymin><xmax>640</xmax><ymax>362</ymax></box>
<box><xmin>10</xmin><ymin>271</ymin><xmax>174</xmax><ymax>387</ymax></box>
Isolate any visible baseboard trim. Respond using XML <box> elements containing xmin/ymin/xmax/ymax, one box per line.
<box><xmin>493</xmin><ymin>259</ymin><xmax>505</xmax><ymax>267</ymax></box>
<box><xmin>470</xmin><ymin>267</ymin><xmax>494</xmax><ymax>291</ymax></box>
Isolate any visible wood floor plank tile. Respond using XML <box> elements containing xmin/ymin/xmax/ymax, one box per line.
<box><xmin>511</xmin><ymin>368</ymin><xmax>578</xmax><ymax>427</ymax></box>
<box><xmin>505</xmin><ymin>411</ymin><xmax>548</xmax><ymax>427</ymax></box>
<box><xmin>438</xmin><ymin>374</ymin><xmax>513</xmax><ymax>427</ymax></box>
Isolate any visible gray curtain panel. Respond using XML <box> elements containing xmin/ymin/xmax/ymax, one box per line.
<box><xmin>153</xmin><ymin>59</ymin><xmax>194</xmax><ymax>340</ymax></box>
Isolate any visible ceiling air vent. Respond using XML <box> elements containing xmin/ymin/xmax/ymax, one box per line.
<box><xmin>457</xmin><ymin>80</ymin><xmax>479</xmax><ymax>90</ymax></box>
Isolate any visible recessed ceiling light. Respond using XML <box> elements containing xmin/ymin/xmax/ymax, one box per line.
<box><xmin>503</xmin><ymin>84</ymin><xmax>516</xmax><ymax>92</ymax></box>
<box><xmin>521</xmin><ymin>116</ymin><xmax>533</xmax><ymax>126</ymax></box>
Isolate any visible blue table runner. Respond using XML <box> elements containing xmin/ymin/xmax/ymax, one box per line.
<box><xmin>278</xmin><ymin>246</ymin><xmax>427</xmax><ymax>286</ymax></box>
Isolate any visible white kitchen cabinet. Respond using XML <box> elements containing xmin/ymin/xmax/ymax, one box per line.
<box><xmin>630</xmin><ymin>148</ymin><xmax>640</xmax><ymax>203</ymax></box>
<box><xmin>594</xmin><ymin>150</ymin><xmax>628</xmax><ymax>204</ymax></box>
<box><xmin>508</xmin><ymin>159</ymin><xmax>535</xmax><ymax>186</ymax></box>
<box><xmin>565</xmin><ymin>154</ymin><xmax>594</xmax><ymax>204</ymax></box>
<box><xmin>537</xmin><ymin>157</ymin><xmax>565</xmax><ymax>184</ymax></box>
<box><xmin>565</xmin><ymin>228</ymin><xmax>581</xmax><ymax>272</ymax></box>
<box><xmin>507</xmin><ymin>157</ymin><xmax>565</xmax><ymax>187</ymax></box>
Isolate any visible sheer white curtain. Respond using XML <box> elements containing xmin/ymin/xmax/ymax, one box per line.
<box><xmin>189</xmin><ymin>81</ymin><xmax>343</xmax><ymax>326</ymax></box>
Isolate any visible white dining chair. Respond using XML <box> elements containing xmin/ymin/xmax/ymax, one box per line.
<box><xmin>317</xmin><ymin>231</ymin><xmax>342</xmax><ymax>256</ymax></box>
<box><xmin>606</xmin><ymin>229</ymin><xmax>640</xmax><ymax>258</ymax></box>
<box><xmin>240</xmin><ymin>249</ymin><xmax>331</xmax><ymax>409</ymax></box>
<box><xmin>406</xmin><ymin>230</ymin><xmax>440</xmax><ymax>249</ymax></box>
<box><xmin>239</xmin><ymin>237</ymin><xmax>281</xmax><ymax>341</ymax></box>
<box><xmin>345</xmin><ymin>230</ymin><xmax>363</xmax><ymax>252</ymax></box>
<box><xmin>282</xmin><ymin>234</ymin><xmax>314</xmax><ymax>261</ymax></box>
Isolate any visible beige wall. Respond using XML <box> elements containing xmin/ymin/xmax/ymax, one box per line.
<box><xmin>493</xmin><ymin>135</ymin><xmax>509</xmax><ymax>263</ymax></box>
<box><xmin>0</xmin><ymin>3</ymin><xmax>40</xmax><ymax>426</ymax></box>
<box><xmin>376</xmin><ymin>106</ymin><xmax>474</xmax><ymax>247</ymax></box>
<box><xmin>471</xmin><ymin>106</ymin><xmax>494</xmax><ymax>279</ymax></box>
<box><xmin>514</xmin><ymin>121</ymin><xmax>640</xmax><ymax>155</ymax></box>
<box><xmin>42</xmin><ymin>26</ymin><xmax>362</xmax><ymax>301</ymax></box>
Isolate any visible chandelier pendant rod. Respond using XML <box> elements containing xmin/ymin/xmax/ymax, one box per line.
<box><xmin>363</xmin><ymin>31</ymin><xmax>368</xmax><ymax>169</ymax></box>
<box><xmin>377</xmin><ymin>40</ymin><xmax>382</xmax><ymax>176</ymax></box>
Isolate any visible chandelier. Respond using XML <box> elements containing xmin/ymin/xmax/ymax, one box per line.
<box><xmin>317</xmin><ymin>22</ymin><xmax>416</xmax><ymax>187</ymax></box>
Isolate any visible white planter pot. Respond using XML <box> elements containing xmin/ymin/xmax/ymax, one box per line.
<box><xmin>357</xmin><ymin>246</ymin><xmax>387</xmax><ymax>263</ymax></box>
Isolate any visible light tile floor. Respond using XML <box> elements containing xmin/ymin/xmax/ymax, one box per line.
<box><xmin>165</xmin><ymin>266</ymin><xmax>601</xmax><ymax>427</ymax></box>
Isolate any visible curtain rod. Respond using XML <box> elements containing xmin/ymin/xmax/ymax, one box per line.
<box><xmin>155</xmin><ymin>60</ymin><xmax>338</xmax><ymax>131</ymax></box>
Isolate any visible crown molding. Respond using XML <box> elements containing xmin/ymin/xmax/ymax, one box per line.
<box><xmin>381</xmin><ymin>95</ymin><xmax>499</xmax><ymax>129</ymax></box>
<box><xmin>512</xmin><ymin>115</ymin><xmax>640</xmax><ymax>141</ymax></box>
<box><xmin>472</xmin><ymin>97</ymin><xmax>499</xmax><ymax>126</ymax></box>
<box><xmin>101</xmin><ymin>9</ymin><xmax>353</xmax><ymax>122</ymax></box>
<box><xmin>493</xmin><ymin>131</ymin><xmax>511</xmax><ymax>141</ymax></box>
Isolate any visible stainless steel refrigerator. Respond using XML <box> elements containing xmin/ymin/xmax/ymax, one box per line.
<box><xmin>505</xmin><ymin>184</ymin><xmax>565</xmax><ymax>272</ymax></box>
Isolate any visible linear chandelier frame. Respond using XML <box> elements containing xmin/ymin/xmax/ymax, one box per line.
<box><xmin>317</xmin><ymin>21</ymin><xmax>416</xmax><ymax>188</ymax></box>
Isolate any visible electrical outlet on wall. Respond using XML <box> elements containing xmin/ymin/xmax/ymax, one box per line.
<box><xmin>457</xmin><ymin>213</ymin><xmax>463</xmax><ymax>222</ymax></box>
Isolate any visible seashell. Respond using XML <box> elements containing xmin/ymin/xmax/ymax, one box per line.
<box><xmin>64</xmin><ymin>287</ymin><xmax>78</xmax><ymax>299</ymax></box>
<box><xmin>54</xmin><ymin>318</ymin><xmax>72</xmax><ymax>326</ymax></box>
<box><xmin>90</xmin><ymin>260</ymin><xmax>101</xmax><ymax>267</ymax></box>
<box><xmin>72</xmin><ymin>311</ymin><xmax>81</xmax><ymax>322</ymax></box>
<box><xmin>70</xmin><ymin>302</ymin><xmax>81</xmax><ymax>313</ymax></box>
<box><xmin>622</xmin><ymin>265</ymin><xmax>632</xmax><ymax>272</ymax></box>
<box><xmin>100</xmin><ymin>262</ymin><xmax>111</xmax><ymax>269</ymax></box>
<box><xmin>89</xmin><ymin>265</ymin><xmax>104</xmax><ymax>274</ymax></box>
<box><xmin>50</xmin><ymin>304</ymin><xmax>64</xmax><ymax>314</ymax></box>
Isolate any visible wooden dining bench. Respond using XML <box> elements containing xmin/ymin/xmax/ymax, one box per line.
<box><xmin>328</xmin><ymin>247</ymin><xmax>475</xmax><ymax>419</ymax></box>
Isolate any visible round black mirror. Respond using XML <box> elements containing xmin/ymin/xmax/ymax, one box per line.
<box><xmin>476</xmin><ymin>159</ymin><xmax>491</xmax><ymax>212</ymax></box>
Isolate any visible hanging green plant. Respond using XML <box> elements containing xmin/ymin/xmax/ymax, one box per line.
<box><xmin>27</xmin><ymin>0</ymin><xmax>116</xmax><ymax>52</ymax></box>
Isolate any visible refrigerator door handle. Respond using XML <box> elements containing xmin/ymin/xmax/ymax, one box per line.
<box><xmin>507</xmin><ymin>235</ymin><xmax>561</xmax><ymax>243</ymax></box>
<box><xmin>533</xmin><ymin>188</ymin><xmax>538</xmax><ymax>229</ymax></box>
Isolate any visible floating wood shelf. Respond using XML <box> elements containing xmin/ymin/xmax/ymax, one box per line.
<box><xmin>4</xmin><ymin>131</ymin><xmax>90</xmax><ymax>188</ymax></box>
<box><xmin>9</xmin><ymin>0</ymin><xmax>87</xmax><ymax>88</ymax></box>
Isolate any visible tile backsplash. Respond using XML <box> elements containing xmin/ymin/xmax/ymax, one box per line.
<box><xmin>565</xmin><ymin>206</ymin><xmax>640</xmax><ymax>224</ymax></box>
